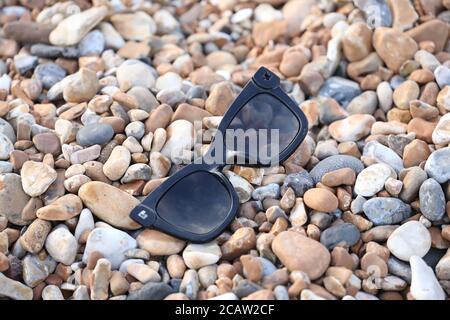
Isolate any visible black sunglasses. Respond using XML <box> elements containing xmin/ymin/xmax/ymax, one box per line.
<box><xmin>129</xmin><ymin>67</ymin><xmax>308</xmax><ymax>243</ymax></box>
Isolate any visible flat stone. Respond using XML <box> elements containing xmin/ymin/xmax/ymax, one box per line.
<box><xmin>31</xmin><ymin>44</ymin><xmax>79</xmax><ymax>59</ymax></box>
<box><xmin>407</xmin><ymin>19</ymin><xmax>449</xmax><ymax>53</ymax></box>
<box><xmin>78</xmin><ymin>181</ymin><xmax>140</xmax><ymax>230</ymax></box>
<box><xmin>0</xmin><ymin>173</ymin><xmax>30</xmax><ymax>225</ymax></box>
<box><xmin>4</xmin><ymin>21</ymin><xmax>53</xmax><ymax>44</ymax></box>
<box><xmin>363</xmin><ymin>197</ymin><xmax>412</xmax><ymax>225</ymax></box>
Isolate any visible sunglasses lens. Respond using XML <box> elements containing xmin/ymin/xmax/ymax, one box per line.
<box><xmin>156</xmin><ymin>171</ymin><xmax>232</xmax><ymax>235</ymax></box>
<box><xmin>226</xmin><ymin>93</ymin><xmax>299</xmax><ymax>164</ymax></box>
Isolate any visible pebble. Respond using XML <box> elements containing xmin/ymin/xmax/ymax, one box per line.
<box><xmin>410</xmin><ymin>255</ymin><xmax>445</xmax><ymax>300</ymax></box>
<box><xmin>0</xmin><ymin>272</ymin><xmax>33</xmax><ymax>300</ymax></box>
<box><xmin>0</xmin><ymin>173</ymin><xmax>30</xmax><ymax>225</ymax></box>
<box><xmin>310</xmin><ymin>155</ymin><xmax>364</xmax><ymax>184</ymax></box>
<box><xmin>136</xmin><ymin>229</ymin><xmax>185</xmax><ymax>256</ymax></box>
<box><xmin>363</xmin><ymin>141</ymin><xmax>404</xmax><ymax>173</ymax></box>
<box><xmin>21</xmin><ymin>161</ymin><xmax>57</xmax><ymax>197</ymax></box>
<box><xmin>74</xmin><ymin>208</ymin><xmax>95</xmax><ymax>241</ymax></box>
<box><xmin>319</xmin><ymin>77</ymin><xmax>361</xmax><ymax>107</ymax></box>
<box><xmin>76</xmin><ymin>123</ymin><xmax>114</xmax><ymax>147</ymax></box>
<box><xmin>354</xmin><ymin>0</ymin><xmax>392</xmax><ymax>27</ymax></box>
<box><xmin>49</xmin><ymin>6</ymin><xmax>108</xmax><ymax>46</ymax></box>
<box><xmin>20</xmin><ymin>219</ymin><xmax>51</xmax><ymax>253</ymax></box>
<box><xmin>83</xmin><ymin>227</ymin><xmax>137</xmax><ymax>270</ymax></box>
<box><xmin>102</xmin><ymin>146</ymin><xmax>131</xmax><ymax>181</ymax></box>
<box><xmin>127</xmin><ymin>263</ymin><xmax>161</xmax><ymax>283</ymax></box>
<box><xmin>111</xmin><ymin>12</ymin><xmax>156</xmax><ymax>41</ymax></box>
<box><xmin>424</xmin><ymin>147</ymin><xmax>450</xmax><ymax>183</ymax></box>
<box><xmin>31</xmin><ymin>44</ymin><xmax>79</xmax><ymax>59</ymax></box>
<box><xmin>42</xmin><ymin>285</ymin><xmax>64</xmax><ymax>300</ymax></box>
<box><xmin>91</xmin><ymin>258</ymin><xmax>111</xmax><ymax>300</ymax></box>
<box><xmin>45</xmin><ymin>225</ymin><xmax>78</xmax><ymax>265</ymax></box>
<box><xmin>387</xmin><ymin>221</ymin><xmax>431</xmax><ymax>261</ymax></box>
<box><xmin>78</xmin><ymin>30</ymin><xmax>105</xmax><ymax>57</ymax></box>
<box><xmin>320</xmin><ymin>223</ymin><xmax>360</xmax><ymax>250</ymax></box>
<box><xmin>434</xmin><ymin>66</ymin><xmax>450</xmax><ymax>88</ymax></box>
<box><xmin>432</xmin><ymin>113</ymin><xmax>450</xmax><ymax>145</ymax></box>
<box><xmin>363</xmin><ymin>197</ymin><xmax>412</xmax><ymax>225</ymax></box>
<box><xmin>393</xmin><ymin>80</ymin><xmax>420</xmax><ymax>109</ymax></box>
<box><xmin>354</xmin><ymin>163</ymin><xmax>395</xmax><ymax>197</ymax></box>
<box><xmin>63</xmin><ymin>68</ymin><xmax>99</xmax><ymax>103</ymax></box>
<box><xmin>34</xmin><ymin>63</ymin><xmax>67</xmax><ymax>89</ymax></box>
<box><xmin>272</xmin><ymin>231</ymin><xmax>330</xmax><ymax>280</ymax></box>
<box><xmin>419</xmin><ymin>178</ymin><xmax>446</xmax><ymax>222</ymax></box>
<box><xmin>161</xmin><ymin>120</ymin><xmax>194</xmax><ymax>164</ymax></box>
<box><xmin>36</xmin><ymin>194</ymin><xmax>82</xmax><ymax>221</ymax></box>
<box><xmin>127</xmin><ymin>282</ymin><xmax>174</xmax><ymax>300</ymax></box>
<box><xmin>116</xmin><ymin>59</ymin><xmax>155</xmax><ymax>92</ymax></box>
<box><xmin>329</xmin><ymin>114</ymin><xmax>375</xmax><ymax>142</ymax></box>
<box><xmin>0</xmin><ymin>133</ymin><xmax>13</xmax><ymax>160</ymax></box>
<box><xmin>182</xmin><ymin>242</ymin><xmax>222</xmax><ymax>269</ymax></box>
<box><xmin>303</xmin><ymin>188</ymin><xmax>338</xmax><ymax>213</ymax></box>
<box><xmin>373</xmin><ymin>27</ymin><xmax>418</xmax><ymax>72</ymax></box>
<box><xmin>78</xmin><ymin>181</ymin><xmax>140</xmax><ymax>230</ymax></box>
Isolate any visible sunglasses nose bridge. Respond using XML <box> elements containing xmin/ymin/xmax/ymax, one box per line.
<box><xmin>130</xmin><ymin>204</ymin><xmax>157</xmax><ymax>227</ymax></box>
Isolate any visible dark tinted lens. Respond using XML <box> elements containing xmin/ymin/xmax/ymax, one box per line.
<box><xmin>226</xmin><ymin>93</ymin><xmax>299</xmax><ymax>164</ymax></box>
<box><xmin>156</xmin><ymin>171</ymin><xmax>232</xmax><ymax>235</ymax></box>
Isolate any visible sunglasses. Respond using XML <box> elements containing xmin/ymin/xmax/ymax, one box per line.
<box><xmin>129</xmin><ymin>67</ymin><xmax>308</xmax><ymax>243</ymax></box>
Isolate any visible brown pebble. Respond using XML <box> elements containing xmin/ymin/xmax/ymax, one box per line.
<box><xmin>303</xmin><ymin>188</ymin><xmax>338</xmax><ymax>212</ymax></box>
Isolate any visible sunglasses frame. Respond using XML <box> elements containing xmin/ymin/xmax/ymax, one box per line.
<box><xmin>130</xmin><ymin>67</ymin><xmax>309</xmax><ymax>242</ymax></box>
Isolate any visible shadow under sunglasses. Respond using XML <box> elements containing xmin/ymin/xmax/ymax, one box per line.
<box><xmin>129</xmin><ymin>66</ymin><xmax>309</xmax><ymax>243</ymax></box>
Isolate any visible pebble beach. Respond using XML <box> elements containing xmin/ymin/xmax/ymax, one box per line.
<box><xmin>0</xmin><ymin>0</ymin><xmax>450</xmax><ymax>301</ymax></box>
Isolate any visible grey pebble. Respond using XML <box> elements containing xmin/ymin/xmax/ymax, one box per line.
<box><xmin>419</xmin><ymin>178</ymin><xmax>446</xmax><ymax>221</ymax></box>
<box><xmin>351</xmin><ymin>195</ymin><xmax>367</xmax><ymax>214</ymax></box>
<box><xmin>76</xmin><ymin>123</ymin><xmax>114</xmax><ymax>147</ymax></box>
<box><xmin>434</xmin><ymin>65</ymin><xmax>450</xmax><ymax>88</ymax></box>
<box><xmin>252</xmin><ymin>183</ymin><xmax>280</xmax><ymax>201</ymax></box>
<box><xmin>14</xmin><ymin>54</ymin><xmax>38</xmax><ymax>75</ymax></box>
<box><xmin>281</xmin><ymin>171</ymin><xmax>314</xmax><ymax>197</ymax></box>
<box><xmin>320</xmin><ymin>223</ymin><xmax>360</xmax><ymax>249</ymax></box>
<box><xmin>34</xmin><ymin>63</ymin><xmax>67</xmax><ymax>89</ymax></box>
<box><xmin>127</xmin><ymin>282</ymin><xmax>174</xmax><ymax>300</ymax></box>
<box><xmin>233</xmin><ymin>279</ymin><xmax>262</xmax><ymax>298</ymax></box>
<box><xmin>354</xmin><ymin>0</ymin><xmax>392</xmax><ymax>27</ymax></box>
<box><xmin>0</xmin><ymin>118</ymin><xmax>16</xmax><ymax>143</ymax></box>
<box><xmin>363</xmin><ymin>197</ymin><xmax>412</xmax><ymax>225</ymax></box>
<box><xmin>78</xmin><ymin>30</ymin><xmax>105</xmax><ymax>57</ymax></box>
<box><xmin>363</xmin><ymin>140</ymin><xmax>403</xmax><ymax>173</ymax></box>
<box><xmin>318</xmin><ymin>76</ymin><xmax>361</xmax><ymax>107</ymax></box>
<box><xmin>425</xmin><ymin>146</ymin><xmax>450</xmax><ymax>183</ymax></box>
<box><xmin>387</xmin><ymin>256</ymin><xmax>411</xmax><ymax>284</ymax></box>
<box><xmin>30</xmin><ymin>44</ymin><xmax>79</xmax><ymax>59</ymax></box>
<box><xmin>309</xmin><ymin>155</ymin><xmax>364</xmax><ymax>184</ymax></box>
